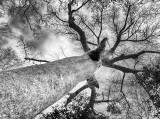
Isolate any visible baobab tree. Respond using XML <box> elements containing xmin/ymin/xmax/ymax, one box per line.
<box><xmin>0</xmin><ymin>0</ymin><xmax>160</xmax><ymax>118</ymax></box>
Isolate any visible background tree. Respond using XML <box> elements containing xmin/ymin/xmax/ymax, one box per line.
<box><xmin>0</xmin><ymin>0</ymin><xmax>160</xmax><ymax>118</ymax></box>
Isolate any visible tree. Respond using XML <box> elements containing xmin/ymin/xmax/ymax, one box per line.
<box><xmin>0</xmin><ymin>0</ymin><xmax>160</xmax><ymax>118</ymax></box>
<box><xmin>0</xmin><ymin>38</ymin><xmax>106</xmax><ymax>118</ymax></box>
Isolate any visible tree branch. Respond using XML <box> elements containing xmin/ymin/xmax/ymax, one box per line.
<box><xmin>97</xmin><ymin>9</ymin><xmax>103</xmax><ymax>44</ymax></box>
<box><xmin>81</xmin><ymin>20</ymin><xmax>98</xmax><ymax>39</ymax></box>
<box><xmin>95</xmin><ymin>96</ymin><xmax>124</xmax><ymax>103</ymax></box>
<box><xmin>51</xmin><ymin>11</ymin><xmax>68</xmax><ymax>23</ymax></box>
<box><xmin>28</xmin><ymin>0</ymin><xmax>42</xmax><ymax>19</ymax></box>
<box><xmin>110</xmin><ymin>51</ymin><xmax>160</xmax><ymax>64</ymax></box>
<box><xmin>120</xmin><ymin>72</ymin><xmax>131</xmax><ymax>110</ymax></box>
<box><xmin>76</xmin><ymin>38</ymin><xmax>98</xmax><ymax>46</ymax></box>
<box><xmin>120</xmin><ymin>5</ymin><xmax>131</xmax><ymax>33</ymax></box>
<box><xmin>65</xmin><ymin>74</ymin><xmax>100</xmax><ymax>107</ymax></box>
<box><xmin>68</xmin><ymin>0</ymin><xmax>90</xmax><ymax>52</ymax></box>
<box><xmin>102</xmin><ymin>62</ymin><xmax>142</xmax><ymax>73</ymax></box>
<box><xmin>102</xmin><ymin>50</ymin><xmax>160</xmax><ymax>73</ymax></box>
<box><xmin>112</xmin><ymin>11</ymin><xmax>118</xmax><ymax>35</ymax></box>
<box><xmin>24</xmin><ymin>57</ymin><xmax>50</xmax><ymax>63</ymax></box>
<box><xmin>72</xmin><ymin>0</ymin><xmax>90</xmax><ymax>13</ymax></box>
<box><xmin>65</xmin><ymin>84</ymin><xmax>89</xmax><ymax>106</ymax></box>
<box><xmin>85</xmin><ymin>87</ymin><xmax>96</xmax><ymax>111</ymax></box>
<box><xmin>120</xmin><ymin>73</ymin><xmax>125</xmax><ymax>91</ymax></box>
<box><xmin>109</xmin><ymin>5</ymin><xmax>131</xmax><ymax>54</ymax></box>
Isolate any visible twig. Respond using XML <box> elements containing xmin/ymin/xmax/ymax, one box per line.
<box><xmin>19</xmin><ymin>36</ymin><xmax>28</xmax><ymax>57</ymax></box>
<box><xmin>72</xmin><ymin>0</ymin><xmax>90</xmax><ymax>13</ymax></box>
<box><xmin>120</xmin><ymin>73</ymin><xmax>131</xmax><ymax>115</ymax></box>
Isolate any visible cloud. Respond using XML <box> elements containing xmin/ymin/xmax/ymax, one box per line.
<box><xmin>41</xmin><ymin>32</ymin><xmax>81</xmax><ymax>60</ymax></box>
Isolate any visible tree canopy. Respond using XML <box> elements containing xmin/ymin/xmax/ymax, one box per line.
<box><xmin>0</xmin><ymin>0</ymin><xmax>160</xmax><ymax>118</ymax></box>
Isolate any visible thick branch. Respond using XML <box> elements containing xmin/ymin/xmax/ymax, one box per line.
<box><xmin>110</xmin><ymin>51</ymin><xmax>160</xmax><ymax>64</ymax></box>
<box><xmin>102</xmin><ymin>60</ymin><xmax>141</xmax><ymax>73</ymax></box>
<box><xmin>85</xmin><ymin>87</ymin><xmax>96</xmax><ymax>111</ymax></box>
<box><xmin>102</xmin><ymin>50</ymin><xmax>160</xmax><ymax>73</ymax></box>
<box><xmin>68</xmin><ymin>0</ymin><xmax>90</xmax><ymax>52</ymax></box>
<box><xmin>65</xmin><ymin>84</ymin><xmax>89</xmax><ymax>106</ymax></box>
<box><xmin>110</xmin><ymin>64</ymin><xmax>141</xmax><ymax>73</ymax></box>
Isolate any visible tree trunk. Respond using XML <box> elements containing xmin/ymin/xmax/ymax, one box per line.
<box><xmin>0</xmin><ymin>38</ymin><xmax>107</xmax><ymax>119</ymax></box>
<box><xmin>0</xmin><ymin>53</ymin><xmax>100</xmax><ymax>119</ymax></box>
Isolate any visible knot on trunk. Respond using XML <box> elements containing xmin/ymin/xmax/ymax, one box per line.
<box><xmin>88</xmin><ymin>38</ymin><xmax>107</xmax><ymax>61</ymax></box>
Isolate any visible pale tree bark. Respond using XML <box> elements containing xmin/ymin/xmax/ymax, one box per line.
<box><xmin>0</xmin><ymin>39</ymin><xmax>107</xmax><ymax>119</ymax></box>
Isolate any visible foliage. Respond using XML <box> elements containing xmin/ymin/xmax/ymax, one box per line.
<box><xmin>0</xmin><ymin>0</ymin><xmax>160</xmax><ymax>118</ymax></box>
<box><xmin>44</xmin><ymin>93</ymin><xmax>107</xmax><ymax>119</ymax></box>
<box><xmin>138</xmin><ymin>63</ymin><xmax>160</xmax><ymax>117</ymax></box>
<box><xmin>106</xmin><ymin>102</ymin><xmax>121</xmax><ymax>115</ymax></box>
<box><xmin>0</xmin><ymin>47</ymin><xmax>21</xmax><ymax>70</ymax></box>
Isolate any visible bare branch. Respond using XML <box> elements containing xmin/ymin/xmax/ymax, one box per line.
<box><xmin>60</xmin><ymin>47</ymin><xmax>67</xmax><ymax>58</ymax></box>
<box><xmin>122</xmin><ymin>21</ymin><xmax>135</xmax><ymax>33</ymax></box>
<box><xmin>120</xmin><ymin>5</ymin><xmax>131</xmax><ymax>33</ymax></box>
<box><xmin>24</xmin><ymin>13</ymin><xmax>32</xmax><ymax>30</ymax></box>
<box><xmin>81</xmin><ymin>20</ymin><xmax>98</xmax><ymax>39</ymax></box>
<box><xmin>24</xmin><ymin>57</ymin><xmax>50</xmax><ymax>63</ymax></box>
<box><xmin>120</xmin><ymin>73</ymin><xmax>131</xmax><ymax>112</ymax></box>
<box><xmin>68</xmin><ymin>0</ymin><xmax>90</xmax><ymax>52</ymax></box>
<box><xmin>23</xmin><ymin>4</ymin><xmax>32</xmax><ymax>30</ymax></box>
<box><xmin>120</xmin><ymin>73</ymin><xmax>125</xmax><ymax>91</ymax></box>
<box><xmin>17</xmin><ymin>0</ymin><xmax>28</xmax><ymax>15</ymax></box>
<box><xmin>112</xmin><ymin>11</ymin><xmax>118</xmax><ymax>34</ymax></box>
<box><xmin>97</xmin><ymin>9</ymin><xmax>103</xmax><ymax>44</ymax></box>
<box><xmin>95</xmin><ymin>97</ymin><xmax>124</xmax><ymax>103</ymax></box>
<box><xmin>51</xmin><ymin>11</ymin><xmax>68</xmax><ymax>23</ymax></box>
<box><xmin>76</xmin><ymin>38</ymin><xmax>98</xmax><ymax>46</ymax></box>
<box><xmin>28</xmin><ymin>0</ymin><xmax>42</xmax><ymax>19</ymax></box>
<box><xmin>72</xmin><ymin>0</ymin><xmax>90</xmax><ymax>13</ymax></box>
<box><xmin>65</xmin><ymin>84</ymin><xmax>89</xmax><ymax>106</ymax></box>
<box><xmin>110</xmin><ymin>51</ymin><xmax>160</xmax><ymax>64</ymax></box>
<box><xmin>109</xmin><ymin>5</ymin><xmax>131</xmax><ymax>54</ymax></box>
<box><xmin>102</xmin><ymin>63</ymin><xmax>142</xmax><ymax>73</ymax></box>
<box><xmin>95</xmin><ymin>88</ymin><xmax>124</xmax><ymax>103</ymax></box>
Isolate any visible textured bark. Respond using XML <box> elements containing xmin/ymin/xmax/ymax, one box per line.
<box><xmin>0</xmin><ymin>37</ymin><xmax>106</xmax><ymax>119</ymax></box>
<box><xmin>0</xmin><ymin>53</ymin><xmax>100</xmax><ymax>119</ymax></box>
